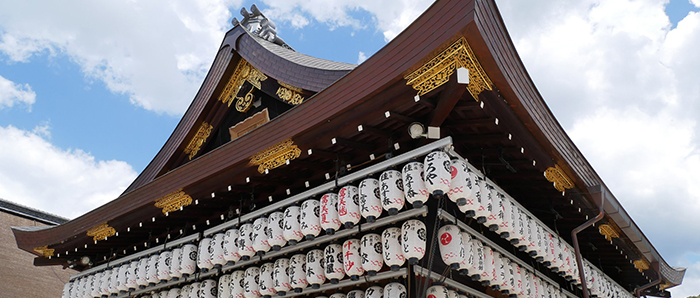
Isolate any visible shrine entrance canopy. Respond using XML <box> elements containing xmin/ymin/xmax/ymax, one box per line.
<box><xmin>13</xmin><ymin>0</ymin><xmax>684</xmax><ymax>296</ymax></box>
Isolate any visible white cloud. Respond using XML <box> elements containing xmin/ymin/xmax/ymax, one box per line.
<box><xmin>496</xmin><ymin>0</ymin><xmax>700</xmax><ymax>294</ymax></box>
<box><xmin>357</xmin><ymin>51</ymin><xmax>367</xmax><ymax>64</ymax></box>
<box><xmin>692</xmin><ymin>0</ymin><xmax>700</xmax><ymax>8</ymax></box>
<box><xmin>0</xmin><ymin>0</ymin><xmax>243</xmax><ymax>115</ymax></box>
<box><xmin>259</xmin><ymin>0</ymin><xmax>433</xmax><ymax>41</ymax></box>
<box><xmin>0</xmin><ymin>74</ymin><xmax>35</xmax><ymax>110</ymax></box>
<box><xmin>0</xmin><ymin>125</ymin><xmax>137</xmax><ymax>219</ymax></box>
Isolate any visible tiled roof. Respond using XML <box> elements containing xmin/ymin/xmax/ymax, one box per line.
<box><xmin>0</xmin><ymin>198</ymin><xmax>68</xmax><ymax>225</ymax></box>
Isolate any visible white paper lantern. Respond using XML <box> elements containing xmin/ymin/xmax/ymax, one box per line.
<box><xmin>521</xmin><ymin>269</ymin><xmax>531</xmax><ymax>298</ymax></box>
<box><xmin>382</xmin><ymin>227</ymin><xmax>405</xmax><ymax>271</ymax></box>
<box><xmin>117</xmin><ymin>262</ymin><xmax>129</xmax><ymax>292</ymax></box>
<box><xmin>383</xmin><ymin>282</ymin><xmax>406</xmax><ymax>298</ymax></box>
<box><xmin>360</xmin><ymin>233</ymin><xmax>383</xmax><ymax>275</ymax></box>
<box><xmin>203</xmin><ymin>279</ymin><xmax>219</xmax><ymax>298</ymax></box>
<box><xmin>525</xmin><ymin>216</ymin><xmax>538</xmax><ymax>255</ymax></box>
<box><xmin>490</xmin><ymin>251</ymin><xmax>504</xmax><ymax>290</ymax></box>
<box><xmin>448</xmin><ymin>290</ymin><xmax>459</xmax><ymax>298</ymax></box>
<box><xmin>500</xmin><ymin>257</ymin><xmax>513</xmax><ymax>293</ymax></box>
<box><xmin>136</xmin><ymin>257</ymin><xmax>149</xmax><ymax>287</ymax></box>
<box><xmin>180</xmin><ymin>243</ymin><xmax>198</xmax><ymax>276</ymax></box>
<box><xmin>496</xmin><ymin>192</ymin><xmax>513</xmax><ymax>239</ymax></box>
<box><xmin>147</xmin><ymin>254</ymin><xmax>160</xmax><ymax>284</ymax></box>
<box><xmin>157</xmin><ymin>250</ymin><xmax>172</xmax><ymax>281</ymax></box>
<box><xmin>99</xmin><ymin>272</ymin><xmax>110</xmax><ymax>297</ymax></box>
<box><xmin>320</xmin><ymin>193</ymin><xmax>341</xmax><ymax>234</ymax></box>
<box><xmin>533</xmin><ymin>223</ymin><xmax>546</xmax><ymax>262</ymax></box>
<box><xmin>181</xmin><ymin>284</ymin><xmax>193</xmax><ymax>298</ymax></box>
<box><xmin>424</xmin><ymin>151</ymin><xmax>452</xmax><ymax>197</ymax></box>
<box><xmin>472</xmin><ymin>239</ymin><xmax>487</xmax><ymax>282</ymax></box>
<box><xmin>427</xmin><ymin>285</ymin><xmax>449</xmax><ymax>298</ymax></box>
<box><xmin>402</xmin><ymin>161</ymin><xmax>429</xmax><ymax>207</ymax></box>
<box><xmin>167</xmin><ymin>288</ymin><xmax>181</xmax><ymax>298</ymax></box>
<box><xmin>473</xmin><ymin>176</ymin><xmax>489</xmax><ymax>224</ymax></box>
<box><xmin>512</xmin><ymin>264</ymin><xmax>523</xmax><ymax>297</ymax></box>
<box><xmin>243</xmin><ymin>267</ymin><xmax>260</xmax><ymax>298</ymax></box>
<box><xmin>504</xmin><ymin>200</ymin><xmax>521</xmax><ymax>245</ymax></box>
<box><xmin>465</xmin><ymin>237</ymin><xmax>481</xmax><ymax>280</ymax></box>
<box><xmin>289</xmin><ymin>254</ymin><xmax>308</xmax><ymax>292</ymax></box>
<box><xmin>230</xmin><ymin>270</ymin><xmax>246</xmax><ymax>298</ymax></box>
<box><xmin>273</xmin><ymin>258</ymin><xmax>292</xmax><ymax>295</ymax></box>
<box><xmin>259</xmin><ymin>262</ymin><xmax>277</xmax><ymax>297</ymax></box>
<box><xmin>338</xmin><ymin>185</ymin><xmax>361</xmax><ymax>228</ymax></box>
<box><xmin>343</xmin><ymin>238</ymin><xmax>364</xmax><ymax>280</ymax></box>
<box><xmin>169</xmin><ymin>247</ymin><xmax>183</xmax><ymax>279</ymax></box>
<box><xmin>448</xmin><ymin>159</ymin><xmax>474</xmax><ymax>208</ymax></box>
<box><xmin>62</xmin><ymin>282</ymin><xmax>72</xmax><ymax>298</ymax></box>
<box><xmin>552</xmin><ymin>236</ymin><xmax>564</xmax><ymax>270</ymax></box>
<box><xmin>481</xmin><ymin>246</ymin><xmax>494</xmax><ymax>286</ymax></box>
<box><xmin>91</xmin><ymin>272</ymin><xmax>103</xmax><ymax>297</ymax></box>
<box><xmin>109</xmin><ymin>266</ymin><xmax>120</xmax><ymax>294</ymax></box>
<box><xmin>267</xmin><ymin>211</ymin><xmax>287</xmax><ymax>250</ymax></box>
<box><xmin>347</xmin><ymin>289</ymin><xmax>364</xmax><ymax>298</ymax></box>
<box><xmin>359</xmin><ymin>178</ymin><xmax>382</xmax><ymax>222</ymax></box>
<box><xmin>457</xmin><ymin>232</ymin><xmax>472</xmax><ymax>275</ymax></box>
<box><xmin>283</xmin><ymin>205</ymin><xmax>303</xmax><ymax>244</ymax></box>
<box><xmin>238</xmin><ymin>223</ymin><xmax>256</xmax><ymax>260</ymax></box>
<box><xmin>189</xmin><ymin>282</ymin><xmax>201</xmax><ymax>298</ymax></box>
<box><xmin>324</xmin><ymin>244</ymin><xmax>345</xmax><ymax>283</ymax></box>
<box><xmin>438</xmin><ymin>225</ymin><xmax>465</xmax><ymax>269</ymax></box>
<box><xmin>379</xmin><ymin>170</ymin><xmax>404</xmax><ymax>215</ymax></box>
<box><xmin>482</xmin><ymin>183</ymin><xmax>500</xmax><ymax>232</ymax></box>
<box><xmin>300</xmin><ymin>199</ymin><xmax>321</xmax><ymax>240</ymax></box>
<box><xmin>330</xmin><ymin>294</ymin><xmax>347</xmax><ymax>298</ymax></box>
<box><xmin>211</xmin><ymin>232</ymin><xmax>227</xmax><ymax>266</ymax></box>
<box><xmin>197</xmin><ymin>237</ymin><xmax>214</xmax><ymax>271</ymax></box>
<box><xmin>365</xmin><ymin>286</ymin><xmax>383</xmax><ymax>298</ymax></box>
<box><xmin>223</xmin><ymin>228</ymin><xmax>241</xmax><ymax>263</ymax></box>
<box><xmin>218</xmin><ymin>274</ymin><xmax>231</xmax><ymax>298</ymax></box>
<box><xmin>515</xmin><ymin>208</ymin><xmax>529</xmax><ymax>252</ymax></box>
<box><xmin>562</xmin><ymin>244</ymin><xmax>574</xmax><ymax>278</ymax></box>
<box><xmin>402</xmin><ymin>219</ymin><xmax>427</xmax><ymax>265</ymax></box>
<box><xmin>252</xmin><ymin>217</ymin><xmax>271</xmax><ymax>255</ymax></box>
<box><xmin>306</xmin><ymin>249</ymin><xmax>326</xmax><ymax>288</ymax></box>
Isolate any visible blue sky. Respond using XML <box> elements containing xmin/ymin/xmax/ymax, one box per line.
<box><xmin>1</xmin><ymin>0</ymin><xmax>700</xmax><ymax>296</ymax></box>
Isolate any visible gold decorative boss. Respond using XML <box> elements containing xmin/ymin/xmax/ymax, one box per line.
<box><xmin>154</xmin><ymin>188</ymin><xmax>193</xmax><ymax>214</ymax></box>
<box><xmin>87</xmin><ymin>222</ymin><xmax>116</xmax><ymax>242</ymax></box>
<box><xmin>249</xmin><ymin>139</ymin><xmax>301</xmax><ymax>174</ymax></box>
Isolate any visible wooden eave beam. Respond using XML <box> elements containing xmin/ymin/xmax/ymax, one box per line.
<box><xmin>429</xmin><ymin>72</ymin><xmax>468</xmax><ymax>127</ymax></box>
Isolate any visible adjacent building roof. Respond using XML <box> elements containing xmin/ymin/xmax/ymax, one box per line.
<box><xmin>0</xmin><ymin>198</ymin><xmax>68</xmax><ymax>226</ymax></box>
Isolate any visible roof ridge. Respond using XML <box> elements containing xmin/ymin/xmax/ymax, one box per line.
<box><xmin>0</xmin><ymin>197</ymin><xmax>69</xmax><ymax>225</ymax></box>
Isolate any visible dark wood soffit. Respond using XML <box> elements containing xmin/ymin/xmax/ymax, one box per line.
<box><xmin>13</xmin><ymin>0</ymin><xmax>478</xmax><ymax>252</ymax></box>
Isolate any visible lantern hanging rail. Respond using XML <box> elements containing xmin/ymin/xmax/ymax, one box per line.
<box><xmin>572</xmin><ymin>185</ymin><xmax>606</xmax><ymax>298</ymax></box>
<box><xmin>634</xmin><ymin>277</ymin><xmax>661</xmax><ymax>298</ymax></box>
<box><xmin>69</xmin><ymin>137</ymin><xmax>451</xmax><ymax>280</ymax></box>
<box><xmin>412</xmin><ymin>265</ymin><xmax>494</xmax><ymax>298</ymax></box>
<box><xmin>202</xmin><ymin>136</ymin><xmax>453</xmax><ymax>237</ymax></box>
<box><xmin>437</xmin><ymin>209</ymin><xmax>578</xmax><ymax>298</ymax></box>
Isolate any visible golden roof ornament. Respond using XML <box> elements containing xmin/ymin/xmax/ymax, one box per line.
<box><xmin>86</xmin><ymin>222</ymin><xmax>116</xmax><ymax>242</ymax></box>
<box><xmin>154</xmin><ymin>189</ymin><xmax>193</xmax><ymax>214</ymax></box>
<box><xmin>184</xmin><ymin>122</ymin><xmax>213</xmax><ymax>160</ymax></box>
<box><xmin>33</xmin><ymin>245</ymin><xmax>54</xmax><ymax>258</ymax></box>
<box><xmin>598</xmin><ymin>224</ymin><xmax>620</xmax><ymax>241</ymax></box>
<box><xmin>249</xmin><ymin>138</ymin><xmax>301</xmax><ymax>174</ymax></box>
<box><xmin>544</xmin><ymin>164</ymin><xmax>574</xmax><ymax>193</ymax></box>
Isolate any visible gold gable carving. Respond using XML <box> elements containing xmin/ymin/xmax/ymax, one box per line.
<box><xmin>249</xmin><ymin>139</ymin><xmax>301</xmax><ymax>174</ymax></box>
<box><xmin>87</xmin><ymin>222</ymin><xmax>116</xmax><ymax>242</ymax></box>
<box><xmin>235</xmin><ymin>88</ymin><xmax>255</xmax><ymax>113</ymax></box>
<box><xmin>276</xmin><ymin>86</ymin><xmax>305</xmax><ymax>105</ymax></box>
<box><xmin>218</xmin><ymin>59</ymin><xmax>268</xmax><ymax>107</ymax></box>
<box><xmin>404</xmin><ymin>37</ymin><xmax>493</xmax><ymax>99</ymax></box>
<box><xmin>598</xmin><ymin>224</ymin><xmax>620</xmax><ymax>241</ymax></box>
<box><xmin>154</xmin><ymin>189</ymin><xmax>193</xmax><ymax>214</ymax></box>
<box><xmin>544</xmin><ymin>165</ymin><xmax>574</xmax><ymax>193</ymax></box>
<box><xmin>33</xmin><ymin>245</ymin><xmax>54</xmax><ymax>257</ymax></box>
<box><xmin>184</xmin><ymin>122</ymin><xmax>213</xmax><ymax>160</ymax></box>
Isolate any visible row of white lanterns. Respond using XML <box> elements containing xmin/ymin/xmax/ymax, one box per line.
<box><xmin>129</xmin><ymin>282</ymin><xmax>408</xmax><ymax>298</ymax></box>
<box><xmin>442</xmin><ymin>157</ymin><xmax>635</xmax><ymax>297</ymax></box>
<box><xmin>436</xmin><ymin>224</ymin><xmax>631</xmax><ymax>298</ymax></box>
<box><xmin>61</xmin><ymin>220</ymin><xmax>426</xmax><ymax>298</ymax></box>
